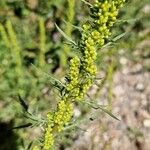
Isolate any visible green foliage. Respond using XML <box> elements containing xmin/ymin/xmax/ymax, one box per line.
<box><xmin>0</xmin><ymin>0</ymin><xmax>149</xmax><ymax>149</ymax></box>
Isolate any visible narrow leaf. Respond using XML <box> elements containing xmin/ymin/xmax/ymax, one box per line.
<box><xmin>117</xmin><ymin>18</ymin><xmax>138</xmax><ymax>24</ymax></box>
<box><xmin>63</xmin><ymin>20</ymin><xmax>83</xmax><ymax>31</ymax></box>
<box><xmin>27</xmin><ymin>141</ymin><xmax>33</xmax><ymax>150</ymax></box>
<box><xmin>103</xmin><ymin>32</ymin><xmax>127</xmax><ymax>48</ymax></box>
<box><xmin>31</xmin><ymin>64</ymin><xmax>65</xmax><ymax>88</ymax></box>
<box><xmin>112</xmin><ymin>32</ymin><xmax>126</xmax><ymax>42</ymax></box>
<box><xmin>55</xmin><ymin>23</ymin><xmax>76</xmax><ymax>45</ymax></box>
<box><xmin>18</xmin><ymin>94</ymin><xmax>28</xmax><ymax>112</ymax></box>
<box><xmin>81</xmin><ymin>0</ymin><xmax>93</xmax><ymax>7</ymax></box>
<box><xmin>85</xmin><ymin>101</ymin><xmax>120</xmax><ymax>121</ymax></box>
<box><xmin>98</xmin><ymin>106</ymin><xmax>120</xmax><ymax>121</ymax></box>
<box><xmin>10</xmin><ymin>123</ymin><xmax>32</xmax><ymax>130</ymax></box>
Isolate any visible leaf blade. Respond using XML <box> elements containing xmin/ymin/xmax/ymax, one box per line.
<box><xmin>55</xmin><ymin>23</ymin><xmax>76</xmax><ymax>45</ymax></box>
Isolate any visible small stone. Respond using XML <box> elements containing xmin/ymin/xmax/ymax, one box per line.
<box><xmin>113</xmin><ymin>85</ymin><xmax>124</xmax><ymax>96</ymax></box>
<box><xmin>142</xmin><ymin>5</ymin><xmax>150</xmax><ymax>14</ymax></box>
<box><xmin>120</xmin><ymin>57</ymin><xmax>128</xmax><ymax>65</ymax></box>
<box><xmin>135</xmin><ymin>83</ymin><xmax>145</xmax><ymax>92</ymax></box>
<box><xmin>143</xmin><ymin>119</ymin><xmax>150</xmax><ymax>127</ymax></box>
<box><xmin>131</xmin><ymin>64</ymin><xmax>142</xmax><ymax>74</ymax></box>
<box><xmin>122</xmin><ymin>67</ymin><xmax>129</xmax><ymax>74</ymax></box>
<box><xmin>74</xmin><ymin>108</ymin><xmax>81</xmax><ymax>117</ymax></box>
<box><xmin>141</xmin><ymin>98</ymin><xmax>147</xmax><ymax>106</ymax></box>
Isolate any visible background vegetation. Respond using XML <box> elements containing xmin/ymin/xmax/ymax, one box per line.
<box><xmin>0</xmin><ymin>0</ymin><xmax>149</xmax><ymax>150</ymax></box>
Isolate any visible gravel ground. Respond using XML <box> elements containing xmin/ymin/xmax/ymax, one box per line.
<box><xmin>66</xmin><ymin>58</ymin><xmax>150</xmax><ymax>150</ymax></box>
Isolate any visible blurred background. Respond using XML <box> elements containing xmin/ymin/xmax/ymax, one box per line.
<box><xmin>0</xmin><ymin>0</ymin><xmax>149</xmax><ymax>150</ymax></box>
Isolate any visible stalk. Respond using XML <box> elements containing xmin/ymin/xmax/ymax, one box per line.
<box><xmin>6</xmin><ymin>20</ymin><xmax>23</xmax><ymax>78</ymax></box>
<box><xmin>61</xmin><ymin>0</ymin><xmax>75</xmax><ymax>67</ymax></box>
<box><xmin>0</xmin><ymin>23</ymin><xmax>10</xmax><ymax>48</ymax></box>
<box><xmin>38</xmin><ymin>17</ymin><xmax>46</xmax><ymax>68</ymax></box>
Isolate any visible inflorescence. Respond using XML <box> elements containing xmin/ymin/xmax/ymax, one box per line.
<box><xmin>43</xmin><ymin>0</ymin><xmax>125</xmax><ymax>149</ymax></box>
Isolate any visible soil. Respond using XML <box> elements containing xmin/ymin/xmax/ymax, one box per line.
<box><xmin>66</xmin><ymin>57</ymin><xmax>150</xmax><ymax>150</ymax></box>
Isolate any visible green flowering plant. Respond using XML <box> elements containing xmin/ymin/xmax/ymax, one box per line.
<box><xmin>8</xmin><ymin>0</ymin><xmax>126</xmax><ymax>149</ymax></box>
<box><xmin>42</xmin><ymin>0</ymin><xmax>126</xmax><ymax>149</ymax></box>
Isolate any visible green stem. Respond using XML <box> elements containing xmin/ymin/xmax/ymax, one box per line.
<box><xmin>6</xmin><ymin>20</ymin><xmax>23</xmax><ymax>78</ymax></box>
<box><xmin>61</xmin><ymin>0</ymin><xmax>75</xmax><ymax>67</ymax></box>
<box><xmin>38</xmin><ymin>17</ymin><xmax>46</xmax><ymax>68</ymax></box>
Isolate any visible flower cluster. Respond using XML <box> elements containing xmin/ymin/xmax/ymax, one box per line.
<box><xmin>42</xmin><ymin>0</ymin><xmax>126</xmax><ymax>149</ymax></box>
<box><xmin>77</xmin><ymin>0</ymin><xmax>126</xmax><ymax>101</ymax></box>
<box><xmin>43</xmin><ymin>113</ymin><xmax>54</xmax><ymax>150</ymax></box>
<box><xmin>89</xmin><ymin>0</ymin><xmax>126</xmax><ymax>46</ymax></box>
<box><xmin>53</xmin><ymin>100</ymin><xmax>73</xmax><ymax>132</ymax></box>
<box><xmin>43</xmin><ymin>101</ymin><xmax>73</xmax><ymax>149</ymax></box>
<box><xmin>65</xmin><ymin>56</ymin><xmax>80</xmax><ymax>99</ymax></box>
<box><xmin>43</xmin><ymin>126</ymin><xmax>54</xmax><ymax>150</ymax></box>
<box><xmin>93</xmin><ymin>0</ymin><xmax>126</xmax><ymax>35</ymax></box>
<box><xmin>114</xmin><ymin>0</ymin><xmax>126</xmax><ymax>8</ymax></box>
<box><xmin>43</xmin><ymin>57</ymin><xmax>79</xmax><ymax>149</ymax></box>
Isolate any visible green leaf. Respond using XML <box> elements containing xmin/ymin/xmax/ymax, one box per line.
<box><xmin>10</xmin><ymin>123</ymin><xmax>32</xmax><ymax>130</ymax></box>
<box><xmin>31</xmin><ymin>64</ymin><xmax>66</xmax><ymax>88</ymax></box>
<box><xmin>103</xmin><ymin>32</ymin><xmax>127</xmax><ymax>48</ymax></box>
<box><xmin>112</xmin><ymin>32</ymin><xmax>127</xmax><ymax>42</ymax></box>
<box><xmin>63</xmin><ymin>20</ymin><xmax>83</xmax><ymax>31</ymax></box>
<box><xmin>55</xmin><ymin>23</ymin><xmax>76</xmax><ymax>46</ymax></box>
<box><xmin>81</xmin><ymin>0</ymin><xmax>93</xmax><ymax>7</ymax></box>
<box><xmin>117</xmin><ymin>18</ymin><xmax>139</xmax><ymax>24</ymax></box>
<box><xmin>27</xmin><ymin>141</ymin><xmax>33</xmax><ymax>150</ymax></box>
<box><xmin>85</xmin><ymin>101</ymin><xmax>120</xmax><ymax>121</ymax></box>
<box><xmin>18</xmin><ymin>94</ymin><xmax>28</xmax><ymax>112</ymax></box>
<box><xmin>98</xmin><ymin>106</ymin><xmax>120</xmax><ymax>121</ymax></box>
